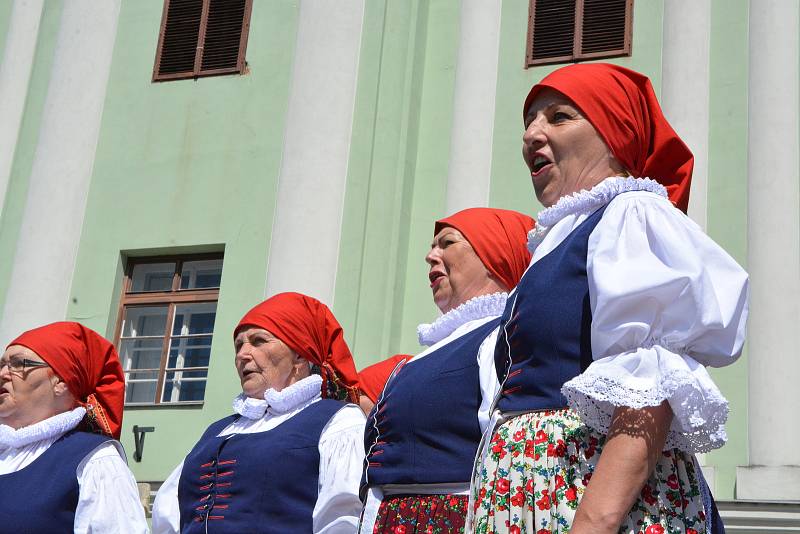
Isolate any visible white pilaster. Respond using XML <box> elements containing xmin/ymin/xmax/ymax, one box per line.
<box><xmin>0</xmin><ymin>0</ymin><xmax>121</xmax><ymax>345</ymax></box>
<box><xmin>444</xmin><ymin>0</ymin><xmax>501</xmax><ymax>214</ymax></box>
<box><xmin>661</xmin><ymin>0</ymin><xmax>711</xmax><ymax>229</ymax></box>
<box><xmin>737</xmin><ymin>0</ymin><xmax>800</xmax><ymax>501</ymax></box>
<box><xmin>0</xmin><ymin>0</ymin><xmax>45</xmax><ymax>219</ymax></box>
<box><xmin>264</xmin><ymin>0</ymin><xmax>365</xmax><ymax>305</ymax></box>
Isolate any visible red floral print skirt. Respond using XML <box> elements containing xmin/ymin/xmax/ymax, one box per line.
<box><xmin>373</xmin><ymin>493</ymin><xmax>468</xmax><ymax>534</ymax></box>
<box><xmin>472</xmin><ymin>409</ymin><xmax>706</xmax><ymax>534</ymax></box>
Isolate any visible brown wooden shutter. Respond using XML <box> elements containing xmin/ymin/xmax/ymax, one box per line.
<box><xmin>153</xmin><ymin>0</ymin><xmax>253</xmax><ymax>82</ymax></box>
<box><xmin>528</xmin><ymin>0</ymin><xmax>576</xmax><ymax>64</ymax></box>
<box><xmin>526</xmin><ymin>0</ymin><xmax>633</xmax><ymax>68</ymax></box>
<box><xmin>580</xmin><ymin>0</ymin><xmax>631</xmax><ymax>56</ymax></box>
<box><xmin>154</xmin><ymin>0</ymin><xmax>204</xmax><ymax>79</ymax></box>
<box><xmin>200</xmin><ymin>0</ymin><xmax>249</xmax><ymax>73</ymax></box>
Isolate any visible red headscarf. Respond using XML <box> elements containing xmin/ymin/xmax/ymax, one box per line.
<box><xmin>435</xmin><ymin>208</ymin><xmax>535</xmax><ymax>291</ymax></box>
<box><xmin>523</xmin><ymin>63</ymin><xmax>693</xmax><ymax>213</ymax></box>
<box><xmin>358</xmin><ymin>354</ymin><xmax>410</xmax><ymax>403</ymax></box>
<box><xmin>235</xmin><ymin>292</ymin><xmax>360</xmax><ymax>403</ymax></box>
<box><xmin>8</xmin><ymin>322</ymin><xmax>125</xmax><ymax>439</ymax></box>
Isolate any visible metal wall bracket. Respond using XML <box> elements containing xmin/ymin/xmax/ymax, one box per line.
<box><xmin>132</xmin><ymin>425</ymin><xmax>155</xmax><ymax>462</ymax></box>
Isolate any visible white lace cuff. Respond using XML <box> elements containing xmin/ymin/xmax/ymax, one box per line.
<box><xmin>561</xmin><ymin>345</ymin><xmax>729</xmax><ymax>453</ymax></box>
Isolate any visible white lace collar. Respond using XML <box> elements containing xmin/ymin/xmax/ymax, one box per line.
<box><xmin>417</xmin><ymin>292</ymin><xmax>508</xmax><ymax>347</ymax></box>
<box><xmin>0</xmin><ymin>407</ymin><xmax>85</xmax><ymax>450</ymax></box>
<box><xmin>232</xmin><ymin>374</ymin><xmax>322</xmax><ymax>419</ymax></box>
<box><xmin>527</xmin><ymin>176</ymin><xmax>667</xmax><ymax>253</ymax></box>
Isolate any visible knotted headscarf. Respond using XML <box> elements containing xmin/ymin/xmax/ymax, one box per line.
<box><xmin>523</xmin><ymin>63</ymin><xmax>693</xmax><ymax>213</ymax></box>
<box><xmin>358</xmin><ymin>354</ymin><xmax>410</xmax><ymax>403</ymax></box>
<box><xmin>435</xmin><ymin>207</ymin><xmax>535</xmax><ymax>291</ymax></box>
<box><xmin>235</xmin><ymin>292</ymin><xmax>360</xmax><ymax>403</ymax></box>
<box><xmin>9</xmin><ymin>322</ymin><xmax>125</xmax><ymax>439</ymax></box>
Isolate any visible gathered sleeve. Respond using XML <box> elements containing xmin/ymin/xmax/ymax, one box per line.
<box><xmin>74</xmin><ymin>441</ymin><xmax>150</xmax><ymax>534</ymax></box>
<box><xmin>561</xmin><ymin>192</ymin><xmax>749</xmax><ymax>453</ymax></box>
<box><xmin>314</xmin><ymin>404</ymin><xmax>366</xmax><ymax>533</ymax></box>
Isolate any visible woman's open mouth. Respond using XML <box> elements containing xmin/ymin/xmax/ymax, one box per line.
<box><xmin>429</xmin><ymin>271</ymin><xmax>446</xmax><ymax>288</ymax></box>
<box><xmin>531</xmin><ymin>155</ymin><xmax>552</xmax><ymax>176</ymax></box>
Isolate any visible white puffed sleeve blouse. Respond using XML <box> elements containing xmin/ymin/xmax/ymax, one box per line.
<box><xmin>526</xmin><ymin>177</ymin><xmax>749</xmax><ymax>453</ymax></box>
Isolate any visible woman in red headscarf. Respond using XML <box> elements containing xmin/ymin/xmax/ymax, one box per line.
<box><xmin>0</xmin><ymin>321</ymin><xmax>148</xmax><ymax>532</ymax></box>
<box><xmin>357</xmin><ymin>354</ymin><xmax>410</xmax><ymax>414</ymax></box>
<box><xmin>471</xmin><ymin>64</ymin><xmax>748</xmax><ymax>534</ymax></box>
<box><xmin>359</xmin><ymin>207</ymin><xmax>535</xmax><ymax>534</ymax></box>
<box><xmin>151</xmin><ymin>292</ymin><xmax>365</xmax><ymax>533</ymax></box>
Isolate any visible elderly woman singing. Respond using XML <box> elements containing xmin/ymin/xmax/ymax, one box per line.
<box><xmin>152</xmin><ymin>292</ymin><xmax>365</xmax><ymax>533</ymax></box>
<box><xmin>360</xmin><ymin>208</ymin><xmax>534</xmax><ymax>534</ymax></box>
<box><xmin>471</xmin><ymin>63</ymin><xmax>748</xmax><ymax>534</ymax></box>
<box><xmin>0</xmin><ymin>321</ymin><xmax>148</xmax><ymax>532</ymax></box>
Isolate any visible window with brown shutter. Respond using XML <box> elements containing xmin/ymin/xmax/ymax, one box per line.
<box><xmin>114</xmin><ymin>254</ymin><xmax>223</xmax><ymax>405</ymax></box>
<box><xmin>152</xmin><ymin>0</ymin><xmax>253</xmax><ymax>82</ymax></box>
<box><xmin>526</xmin><ymin>0</ymin><xmax>633</xmax><ymax>67</ymax></box>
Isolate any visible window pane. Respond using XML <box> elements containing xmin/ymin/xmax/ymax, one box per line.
<box><xmin>180</xmin><ymin>259</ymin><xmax>223</xmax><ymax>289</ymax></box>
<box><xmin>172</xmin><ymin>302</ymin><xmax>217</xmax><ymax>336</ymax></box>
<box><xmin>121</xmin><ymin>306</ymin><xmax>168</xmax><ymax>337</ymax></box>
<box><xmin>125</xmin><ymin>370</ymin><xmax>158</xmax><ymax>404</ymax></box>
<box><xmin>130</xmin><ymin>262</ymin><xmax>175</xmax><ymax>292</ymax></box>
<box><xmin>119</xmin><ymin>338</ymin><xmax>164</xmax><ymax>371</ymax></box>
<box><xmin>167</xmin><ymin>335</ymin><xmax>212</xmax><ymax>369</ymax></box>
<box><xmin>161</xmin><ymin>370</ymin><xmax>208</xmax><ymax>402</ymax></box>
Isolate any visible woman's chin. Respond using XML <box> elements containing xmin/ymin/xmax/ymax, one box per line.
<box><xmin>240</xmin><ymin>379</ymin><xmax>267</xmax><ymax>399</ymax></box>
<box><xmin>243</xmin><ymin>389</ymin><xmax>266</xmax><ymax>400</ymax></box>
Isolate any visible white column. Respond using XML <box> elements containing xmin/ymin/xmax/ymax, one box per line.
<box><xmin>264</xmin><ymin>0</ymin><xmax>365</xmax><ymax>305</ymax></box>
<box><xmin>0</xmin><ymin>0</ymin><xmax>45</xmax><ymax>220</ymax></box>
<box><xmin>0</xmin><ymin>0</ymin><xmax>121</xmax><ymax>345</ymax></box>
<box><xmin>737</xmin><ymin>0</ymin><xmax>800</xmax><ymax>501</ymax></box>
<box><xmin>444</xmin><ymin>0</ymin><xmax>501</xmax><ymax>214</ymax></box>
<box><xmin>660</xmin><ymin>0</ymin><xmax>711</xmax><ymax>229</ymax></box>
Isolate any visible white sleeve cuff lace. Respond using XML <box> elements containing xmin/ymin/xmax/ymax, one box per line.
<box><xmin>562</xmin><ymin>344</ymin><xmax>729</xmax><ymax>453</ymax></box>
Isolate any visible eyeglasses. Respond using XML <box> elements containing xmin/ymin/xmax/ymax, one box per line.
<box><xmin>0</xmin><ymin>355</ymin><xmax>50</xmax><ymax>374</ymax></box>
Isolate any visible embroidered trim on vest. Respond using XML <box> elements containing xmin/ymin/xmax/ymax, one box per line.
<box><xmin>417</xmin><ymin>292</ymin><xmax>508</xmax><ymax>347</ymax></box>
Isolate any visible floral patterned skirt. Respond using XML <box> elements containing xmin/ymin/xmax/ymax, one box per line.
<box><xmin>472</xmin><ymin>409</ymin><xmax>707</xmax><ymax>534</ymax></box>
<box><xmin>373</xmin><ymin>493</ymin><xmax>468</xmax><ymax>534</ymax></box>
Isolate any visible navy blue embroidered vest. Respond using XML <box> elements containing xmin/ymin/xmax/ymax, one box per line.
<box><xmin>178</xmin><ymin>398</ymin><xmax>344</xmax><ymax>533</ymax></box>
<box><xmin>495</xmin><ymin>206</ymin><xmax>606</xmax><ymax>413</ymax></box>
<box><xmin>363</xmin><ymin>318</ymin><xmax>500</xmax><ymax>488</ymax></box>
<box><xmin>0</xmin><ymin>430</ymin><xmax>110</xmax><ymax>533</ymax></box>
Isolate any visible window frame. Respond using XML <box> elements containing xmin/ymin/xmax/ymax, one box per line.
<box><xmin>152</xmin><ymin>0</ymin><xmax>254</xmax><ymax>83</ymax></box>
<box><xmin>525</xmin><ymin>0</ymin><xmax>634</xmax><ymax>68</ymax></box>
<box><xmin>114</xmin><ymin>253</ymin><xmax>223</xmax><ymax>406</ymax></box>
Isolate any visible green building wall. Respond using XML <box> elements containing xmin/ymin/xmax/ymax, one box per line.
<box><xmin>704</xmin><ymin>0</ymin><xmax>750</xmax><ymax>499</ymax></box>
<box><xmin>65</xmin><ymin>0</ymin><xmax>299</xmax><ymax>481</ymax></box>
